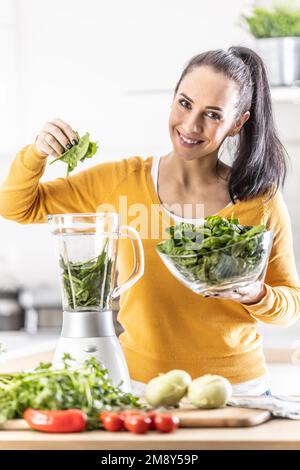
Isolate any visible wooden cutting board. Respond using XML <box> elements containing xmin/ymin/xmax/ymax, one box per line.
<box><xmin>168</xmin><ymin>404</ymin><xmax>271</xmax><ymax>427</ymax></box>
<box><xmin>0</xmin><ymin>406</ymin><xmax>271</xmax><ymax>431</ymax></box>
<box><xmin>0</xmin><ymin>420</ymin><xmax>29</xmax><ymax>431</ymax></box>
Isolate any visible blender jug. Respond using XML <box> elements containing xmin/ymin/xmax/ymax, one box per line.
<box><xmin>48</xmin><ymin>212</ymin><xmax>144</xmax><ymax>392</ymax></box>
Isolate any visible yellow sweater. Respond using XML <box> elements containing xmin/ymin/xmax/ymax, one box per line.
<box><xmin>1</xmin><ymin>144</ymin><xmax>300</xmax><ymax>384</ymax></box>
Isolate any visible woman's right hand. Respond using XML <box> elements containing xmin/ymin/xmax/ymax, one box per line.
<box><xmin>34</xmin><ymin>118</ymin><xmax>79</xmax><ymax>159</ymax></box>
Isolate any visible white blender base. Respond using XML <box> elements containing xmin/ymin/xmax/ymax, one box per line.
<box><xmin>53</xmin><ymin>336</ymin><xmax>132</xmax><ymax>393</ymax></box>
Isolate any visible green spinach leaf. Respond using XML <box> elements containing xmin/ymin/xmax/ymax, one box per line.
<box><xmin>156</xmin><ymin>216</ymin><xmax>268</xmax><ymax>285</ymax></box>
<box><xmin>60</xmin><ymin>240</ymin><xmax>112</xmax><ymax>310</ymax></box>
<box><xmin>50</xmin><ymin>132</ymin><xmax>98</xmax><ymax>175</ymax></box>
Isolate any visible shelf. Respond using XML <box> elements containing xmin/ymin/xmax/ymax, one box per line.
<box><xmin>271</xmin><ymin>86</ymin><xmax>300</xmax><ymax>104</ymax></box>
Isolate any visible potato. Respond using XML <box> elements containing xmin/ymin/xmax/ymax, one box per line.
<box><xmin>145</xmin><ymin>369</ymin><xmax>192</xmax><ymax>407</ymax></box>
<box><xmin>188</xmin><ymin>374</ymin><xmax>232</xmax><ymax>409</ymax></box>
<box><xmin>163</xmin><ymin>370</ymin><xmax>192</xmax><ymax>388</ymax></box>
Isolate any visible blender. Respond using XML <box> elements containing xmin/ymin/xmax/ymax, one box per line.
<box><xmin>48</xmin><ymin>212</ymin><xmax>144</xmax><ymax>392</ymax></box>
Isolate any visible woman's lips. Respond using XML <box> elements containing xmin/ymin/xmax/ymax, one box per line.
<box><xmin>176</xmin><ymin>130</ymin><xmax>204</xmax><ymax>148</ymax></box>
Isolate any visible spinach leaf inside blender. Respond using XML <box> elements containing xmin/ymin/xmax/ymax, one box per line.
<box><xmin>59</xmin><ymin>240</ymin><xmax>113</xmax><ymax>310</ymax></box>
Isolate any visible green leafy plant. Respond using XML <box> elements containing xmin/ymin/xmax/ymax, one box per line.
<box><xmin>50</xmin><ymin>132</ymin><xmax>98</xmax><ymax>175</ymax></box>
<box><xmin>242</xmin><ymin>5</ymin><xmax>300</xmax><ymax>38</ymax></box>
<box><xmin>60</xmin><ymin>240</ymin><xmax>113</xmax><ymax>310</ymax></box>
<box><xmin>156</xmin><ymin>215</ymin><xmax>268</xmax><ymax>285</ymax></box>
<box><xmin>0</xmin><ymin>354</ymin><xmax>142</xmax><ymax>429</ymax></box>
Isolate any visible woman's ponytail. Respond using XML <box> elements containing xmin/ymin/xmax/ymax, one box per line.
<box><xmin>228</xmin><ymin>46</ymin><xmax>287</xmax><ymax>201</ymax></box>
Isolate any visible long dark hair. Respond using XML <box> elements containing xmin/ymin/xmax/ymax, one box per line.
<box><xmin>174</xmin><ymin>46</ymin><xmax>288</xmax><ymax>202</ymax></box>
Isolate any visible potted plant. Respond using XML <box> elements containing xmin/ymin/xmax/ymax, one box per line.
<box><xmin>242</xmin><ymin>4</ymin><xmax>300</xmax><ymax>86</ymax></box>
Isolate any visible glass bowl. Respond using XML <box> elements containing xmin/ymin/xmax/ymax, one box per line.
<box><xmin>156</xmin><ymin>230</ymin><xmax>273</xmax><ymax>296</ymax></box>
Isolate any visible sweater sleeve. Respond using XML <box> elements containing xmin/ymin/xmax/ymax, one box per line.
<box><xmin>0</xmin><ymin>144</ymin><xmax>124</xmax><ymax>224</ymax></box>
<box><xmin>242</xmin><ymin>191</ymin><xmax>300</xmax><ymax>327</ymax></box>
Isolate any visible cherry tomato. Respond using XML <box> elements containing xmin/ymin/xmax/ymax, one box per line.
<box><xmin>144</xmin><ymin>410</ymin><xmax>157</xmax><ymax>430</ymax></box>
<box><xmin>154</xmin><ymin>413</ymin><xmax>180</xmax><ymax>433</ymax></box>
<box><xmin>102</xmin><ymin>412</ymin><xmax>124</xmax><ymax>432</ymax></box>
<box><xmin>99</xmin><ymin>410</ymin><xmax>111</xmax><ymax>421</ymax></box>
<box><xmin>119</xmin><ymin>409</ymin><xmax>142</xmax><ymax>421</ymax></box>
<box><xmin>124</xmin><ymin>414</ymin><xmax>151</xmax><ymax>434</ymax></box>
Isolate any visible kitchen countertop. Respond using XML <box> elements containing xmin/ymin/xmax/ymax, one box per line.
<box><xmin>1</xmin><ymin>351</ymin><xmax>300</xmax><ymax>450</ymax></box>
<box><xmin>1</xmin><ymin>419</ymin><xmax>300</xmax><ymax>450</ymax></box>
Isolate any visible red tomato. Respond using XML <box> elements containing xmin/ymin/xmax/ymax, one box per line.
<box><xmin>124</xmin><ymin>414</ymin><xmax>151</xmax><ymax>434</ymax></box>
<box><xmin>102</xmin><ymin>412</ymin><xmax>124</xmax><ymax>432</ymax></box>
<box><xmin>119</xmin><ymin>409</ymin><xmax>142</xmax><ymax>422</ymax></box>
<box><xmin>144</xmin><ymin>410</ymin><xmax>157</xmax><ymax>430</ymax></box>
<box><xmin>99</xmin><ymin>410</ymin><xmax>112</xmax><ymax>422</ymax></box>
<box><xmin>23</xmin><ymin>409</ymin><xmax>87</xmax><ymax>433</ymax></box>
<box><xmin>154</xmin><ymin>413</ymin><xmax>180</xmax><ymax>433</ymax></box>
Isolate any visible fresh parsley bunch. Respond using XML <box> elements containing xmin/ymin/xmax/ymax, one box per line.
<box><xmin>0</xmin><ymin>354</ymin><xmax>142</xmax><ymax>429</ymax></box>
<box><xmin>156</xmin><ymin>215</ymin><xmax>267</xmax><ymax>285</ymax></box>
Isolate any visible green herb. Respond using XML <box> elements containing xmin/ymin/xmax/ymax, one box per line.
<box><xmin>241</xmin><ymin>5</ymin><xmax>300</xmax><ymax>38</ymax></box>
<box><xmin>50</xmin><ymin>132</ymin><xmax>98</xmax><ymax>175</ymax></box>
<box><xmin>156</xmin><ymin>215</ymin><xmax>267</xmax><ymax>285</ymax></box>
<box><xmin>0</xmin><ymin>354</ymin><xmax>142</xmax><ymax>429</ymax></box>
<box><xmin>60</xmin><ymin>240</ymin><xmax>112</xmax><ymax>310</ymax></box>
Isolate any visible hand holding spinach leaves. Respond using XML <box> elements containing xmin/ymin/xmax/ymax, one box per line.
<box><xmin>0</xmin><ymin>354</ymin><xmax>142</xmax><ymax>429</ymax></box>
<box><xmin>156</xmin><ymin>215</ymin><xmax>268</xmax><ymax>285</ymax></box>
<box><xmin>50</xmin><ymin>132</ymin><xmax>98</xmax><ymax>175</ymax></box>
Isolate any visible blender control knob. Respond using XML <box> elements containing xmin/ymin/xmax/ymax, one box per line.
<box><xmin>83</xmin><ymin>345</ymin><xmax>98</xmax><ymax>353</ymax></box>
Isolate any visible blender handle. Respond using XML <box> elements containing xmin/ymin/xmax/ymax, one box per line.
<box><xmin>111</xmin><ymin>225</ymin><xmax>145</xmax><ymax>299</ymax></box>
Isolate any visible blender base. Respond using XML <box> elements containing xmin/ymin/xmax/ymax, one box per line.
<box><xmin>52</xmin><ymin>310</ymin><xmax>132</xmax><ymax>393</ymax></box>
<box><xmin>53</xmin><ymin>336</ymin><xmax>132</xmax><ymax>393</ymax></box>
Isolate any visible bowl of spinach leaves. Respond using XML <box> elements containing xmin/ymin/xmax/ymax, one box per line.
<box><xmin>156</xmin><ymin>216</ymin><xmax>273</xmax><ymax>295</ymax></box>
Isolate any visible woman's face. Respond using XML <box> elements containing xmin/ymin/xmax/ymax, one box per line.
<box><xmin>169</xmin><ymin>65</ymin><xmax>248</xmax><ymax>161</ymax></box>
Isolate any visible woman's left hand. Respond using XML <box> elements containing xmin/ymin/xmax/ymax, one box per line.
<box><xmin>204</xmin><ymin>277</ymin><xmax>267</xmax><ymax>305</ymax></box>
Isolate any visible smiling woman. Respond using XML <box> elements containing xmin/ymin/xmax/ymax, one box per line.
<box><xmin>170</xmin><ymin>81</ymin><xmax>239</xmax><ymax>151</ymax></box>
<box><xmin>165</xmin><ymin>47</ymin><xmax>287</xmax><ymax>203</ymax></box>
<box><xmin>0</xmin><ymin>46</ymin><xmax>299</xmax><ymax>397</ymax></box>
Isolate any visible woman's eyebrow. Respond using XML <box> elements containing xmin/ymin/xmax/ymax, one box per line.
<box><xmin>179</xmin><ymin>92</ymin><xmax>194</xmax><ymax>103</ymax></box>
<box><xmin>179</xmin><ymin>93</ymin><xmax>223</xmax><ymax>112</ymax></box>
<box><xmin>206</xmin><ymin>105</ymin><xmax>223</xmax><ymax>112</ymax></box>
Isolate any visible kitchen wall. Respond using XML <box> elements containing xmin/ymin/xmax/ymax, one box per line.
<box><xmin>0</xmin><ymin>0</ymin><xmax>18</xmax><ymax>157</ymax></box>
<box><xmin>0</xmin><ymin>0</ymin><xmax>299</xmax><ymax>307</ymax></box>
<box><xmin>0</xmin><ymin>0</ymin><xmax>253</xmax><ymax>287</ymax></box>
